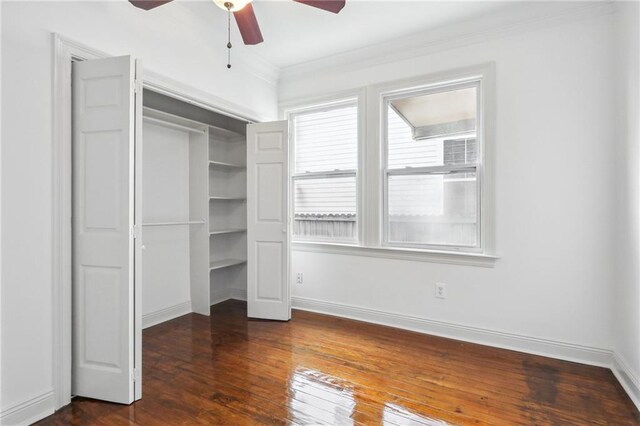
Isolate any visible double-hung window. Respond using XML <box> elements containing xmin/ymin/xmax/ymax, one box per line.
<box><xmin>383</xmin><ymin>79</ymin><xmax>482</xmax><ymax>251</ymax></box>
<box><xmin>290</xmin><ymin>100</ymin><xmax>359</xmax><ymax>243</ymax></box>
<box><xmin>286</xmin><ymin>67</ymin><xmax>492</xmax><ymax>262</ymax></box>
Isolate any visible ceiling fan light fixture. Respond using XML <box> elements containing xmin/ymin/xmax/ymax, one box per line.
<box><xmin>213</xmin><ymin>0</ymin><xmax>252</xmax><ymax>12</ymax></box>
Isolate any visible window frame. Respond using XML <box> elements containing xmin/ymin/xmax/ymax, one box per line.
<box><xmin>381</xmin><ymin>78</ymin><xmax>484</xmax><ymax>252</ymax></box>
<box><xmin>285</xmin><ymin>95</ymin><xmax>364</xmax><ymax>245</ymax></box>
<box><xmin>281</xmin><ymin>63</ymin><xmax>496</xmax><ymax>266</ymax></box>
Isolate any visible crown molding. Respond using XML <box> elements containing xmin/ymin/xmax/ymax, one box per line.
<box><xmin>279</xmin><ymin>1</ymin><xmax>614</xmax><ymax>86</ymax></box>
<box><xmin>234</xmin><ymin>48</ymin><xmax>280</xmax><ymax>87</ymax></box>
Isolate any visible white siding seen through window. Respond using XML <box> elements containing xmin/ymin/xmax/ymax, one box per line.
<box><xmin>291</xmin><ymin>102</ymin><xmax>358</xmax><ymax>242</ymax></box>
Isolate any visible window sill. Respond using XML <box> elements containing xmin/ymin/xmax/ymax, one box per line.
<box><xmin>291</xmin><ymin>241</ymin><xmax>498</xmax><ymax>268</ymax></box>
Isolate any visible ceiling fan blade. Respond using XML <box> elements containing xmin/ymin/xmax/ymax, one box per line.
<box><xmin>129</xmin><ymin>0</ymin><xmax>174</xmax><ymax>11</ymax></box>
<box><xmin>233</xmin><ymin>4</ymin><xmax>264</xmax><ymax>45</ymax></box>
<box><xmin>293</xmin><ymin>0</ymin><xmax>346</xmax><ymax>14</ymax></box>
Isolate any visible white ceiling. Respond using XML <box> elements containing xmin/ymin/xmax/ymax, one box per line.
<box><xmin>250</xmin><ymin>1</ymin><xmax>517</xmax><ymax>68</ymax></box>
<box><xmin>177</xmin><ymin>1</ymin><xmax>575</xmax><ymax>69</ymax></box>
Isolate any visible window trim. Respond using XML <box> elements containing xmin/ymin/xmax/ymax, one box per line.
<box><xmin>293</xmin><ymin>169</ymin><xmax>357</xmax><ymax>180</ymax></box>
<box><xmin>381</xmin><ymin>78</ymin><xmax>484</xmax><ymax>253</ymax></box>
<box><xmin>291</xmin><ymin>241</ymin><xmax>498</xmax><ymax>268</ymax></box>
<box><xmin>280</xmin><ymin>63</ymin><xmax>496</xmax><ymax>265</ymax></box>
<box><xmin>285</xmin><ymin>93</ymin><xmax>365</xmax><ymax>245</ymax></box>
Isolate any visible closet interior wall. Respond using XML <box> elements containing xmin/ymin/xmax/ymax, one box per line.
<box><xmin>142</xmin><ymin>89</ymin><xmax>248</xmax><ymax>324</ymax></box>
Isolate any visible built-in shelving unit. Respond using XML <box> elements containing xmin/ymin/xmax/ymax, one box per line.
<box><xmin>209</xmin><ymin>258</ymin><xmax>247</xmax><ymax>271</ymax></box>
<box><xmin>209</xmin><ymin>160</ymin><xmax>246</xmax><ymax>170</ymax></box>
<box><xmin>141</xmin><ymin>89</ymin><xmax>249</xmax><ymax>317</ymax></box>
<box><xmin>209</xmin><ymin>196</ymin><xmax>246</xmax><ymax>201</ymax></box>
<box><xmin>208</xmin><ymin>126</ymin><xmax>248</xmax><ymax>303</ymax></box>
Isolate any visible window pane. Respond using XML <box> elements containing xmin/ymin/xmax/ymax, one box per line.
<box><xmin>294</xmin><ymin>105</ymin><xmax>358</xmax><ymax>174</ymax></box>
<box><xmin>292</xmin><ymin>101</ymin><xmax>359</xmax><ymax>243</ymax></box>
<box><xmin>387</xmin><ymin>171</ymin><xmax>477</xmax><ymax>246</ymax></box>
<box><xmin>388</xmin><ymin>86</ymin><xmax>477</xmax><ymax>169</ymax></box>
<box><xmin>294</xmin><ymin>176</ymin><xmax>356</xmax><ymax>241</ymax></box>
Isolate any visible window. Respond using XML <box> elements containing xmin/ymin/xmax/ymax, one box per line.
<box><xmin>285</xmin><ymin>66</ymin><xmax>493</xmax><ymax>262</ymax></box>
<box><xmin>384</xmin><ymin>81</ymin><xmax>481</xmax><ymax>250</ymax></box>
<box><xmin>290</xmin><ymin>100</ymin><xmax>359</xmax><ymax>243</ymax></box>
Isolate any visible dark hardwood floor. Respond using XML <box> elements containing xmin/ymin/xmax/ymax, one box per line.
<box><xmin>39</xmin><ymin>299</ymin><xmax>639</xmax><ymax>425</ymax></box>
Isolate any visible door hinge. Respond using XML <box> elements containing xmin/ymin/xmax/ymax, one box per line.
<box><xmin>130</xmin><ymin>225</ymin><xmax>141</xmax><ymax>239</ymax></box>
<box><xmin>131</xmin><ymin>368</ymin><xmax>140</xmax><ymax>382</ymax></box>
<box><xmin>132</xmin><ymin>79</ymin><xmax>142</xmax><ymax>94</ymax></box>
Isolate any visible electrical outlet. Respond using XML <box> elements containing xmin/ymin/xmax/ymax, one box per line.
<box><xmin>435</xmin><ymin>282</ymin><xmax>447</xmax><ymax>299</ymax></box>
<box><xmin>296</xmin><ymin>272</ymin><xmax>304</xmax><ymax>285</ymax></box>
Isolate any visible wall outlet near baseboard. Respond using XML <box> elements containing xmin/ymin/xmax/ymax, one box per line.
<box><xmin>435</xmin><ymin>282</ymin><xmax>447</xmax><ymax>299</ymax></box>
<box><xmin>296</xmin><ymin>272</ymin><xmax>304</xmax><ymax>285</ymax></box>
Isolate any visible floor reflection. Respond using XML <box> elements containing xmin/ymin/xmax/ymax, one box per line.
<box><xmin>288</xmin><ymin>368</ymin><xmax>452</xmax><ymax>425</ymax></box>
<box><xmin>383</xmin><ymin>403</ymin><xmax>452</xmax><ymax>426</ymax></box>
<box><xmin>289</xmin><ymin>367</ymin><xmax>356</xmax><ymax>425</ymax></box>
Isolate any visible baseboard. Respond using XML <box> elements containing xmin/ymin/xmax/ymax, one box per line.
<box><xmin>229</xmin><ymin>288</ymin><xmax>247</xmax><ymax>301</ymax></box>
<box><xmin>291</xmin><ymin>296</ymin><xmax>612</xmax><ymax>368</ymax></box>
<box><xmin>291</xmin><ymin>296</ymin><xmax>640</xmax><ymax>409</ymax></box>
<box><xmin>210</xmin><ymin>287</ymin><xmax>232</xmax><ymax>305</ymax></box>
<box><xmin>142</xmin><ymin>301</ymin><xmax>192</xmax><ymax>329</ymax></box>
<box><xmin>612</xmin><ymin>352</ymin><xmax>640</xmax><ymax>410</ymax></box>
<box><xmin>211</xmin><ymin>287</ymin><xmax>247</xmax><ymax>306</ymax></box>
<box><xmin>0</xmin><ymin>390</ymin><xmax>55</xmax><ymax>426</ymax></box>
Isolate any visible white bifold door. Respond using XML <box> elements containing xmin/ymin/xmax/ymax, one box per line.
<box><xmin>72</xmin><ymin>55</ymin><xmax>143</xmax><ymax>404</ymax></box>
<box><xmin>246</xmin><ymin>121</ymin><xmax>291</xmax><ymax>321</ymax></box>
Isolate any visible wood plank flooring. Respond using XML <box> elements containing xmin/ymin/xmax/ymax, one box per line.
<box><xmin>38</xmin><ymin>299</ymin><xmax>639</xmax><ymax>425</ymax></box>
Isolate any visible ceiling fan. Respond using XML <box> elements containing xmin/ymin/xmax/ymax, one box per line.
<box><xmin>129</xmin><ymin>0</ymin><xmax>346</xmax><ymax>67</ymax></box>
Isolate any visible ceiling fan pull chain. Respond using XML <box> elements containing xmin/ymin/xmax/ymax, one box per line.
<box><xmin>226</xmin><ymin>2</ymin><xmax>233</xmax><ymax>68</ymax></box>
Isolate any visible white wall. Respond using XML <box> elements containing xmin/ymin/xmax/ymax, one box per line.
<box><xmin>281</xmin><ymin>8</ymin><xmax>619</xmax><ymax>359</ymax></box>
<box><xmin>0</xmin><ymin>0</ymin><xmax>277</xmax><ymax>421</ymax></box>
<box><xmin>613</xmin><ymin>0</ymin><xmax>640</xmax><ymax>406</ymax></box>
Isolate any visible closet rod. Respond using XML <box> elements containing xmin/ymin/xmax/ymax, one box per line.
<box><xmin>143</xmin><ymin>116</ymin><xmax>207</xmax><ymax>135</ymax></box>
<box><xmin>142</xmin><ymin>220</ymin><xmax>206</xmax><ymax>227</ymax></box>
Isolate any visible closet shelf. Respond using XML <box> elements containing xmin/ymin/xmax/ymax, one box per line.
<box><xmin>209</xmin><ymin>196</ymin><xmax>246</xmax><ymax>201</ymax></box>
<box><xmin>143</xmin><ymin>114</ymin><xmax>207</xmax><ymax>135</ymax></box>
<box><xmin>142</xmin><ymin>220</ymin><xmax>206</xmax><ymax>227</ymax></box>
<box><xmin>209</xmin><ymin>228</ymin><xmax>247</xmax><ymax>235</ymax></box>
<box><xmin>209</xmin><ymin>258</ymin><xmax>247</xmax><ymax>271</ymax></box>
<box><xmin>209</xmin><ymin>160</ymin><xmax>246</xmax><ymax>170</ymax></box>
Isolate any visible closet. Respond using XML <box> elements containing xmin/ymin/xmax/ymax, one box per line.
<box><xmin>71</xmin><ymin>55</ymin><xmax>289</xmax><ymax>406</ymax></box>
<box><xmin>141</xmin><ymin>89</ymin><xmax>248</xmax><ymax>321</ymax></box>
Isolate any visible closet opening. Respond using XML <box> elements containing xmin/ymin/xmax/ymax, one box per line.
<box><xmin>140</xmin><ymin>88</ymin><xmax>250</xmax><ymax>322</ymax></box>
<box><xmin>54</xmin><ymin>39</ymin><xmax>280</xmax><ymax>409</ymax></box>
<box><xmin>69</xmin><ymin>67</ymin><xmax>251</xmax><ymax>404</ymax></box>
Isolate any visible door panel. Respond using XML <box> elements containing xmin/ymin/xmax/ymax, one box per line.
<box><xmin>247</xmin><ymin>121</ymin><xmax>290</xmax><ymax>320</ymax></box>
<box><xmin>257</xmin><ymin>163</ymin><xmax>283</xmax><ymax>221</ymax></box>
<box><xmin>256</xmin><ymin>241</ymin><xmax>284</xmax><ymax>300</ymax></box>
<box><xmin>72</xmin><ymin>55</ymin><xmax>140</xmax><ymax>404</ymax></box>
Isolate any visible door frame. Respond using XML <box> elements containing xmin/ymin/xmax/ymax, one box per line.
<box><xmin>51</xmin><ymin>34</ymin><xmax>262</xmax><ymax>410</ymax></box>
